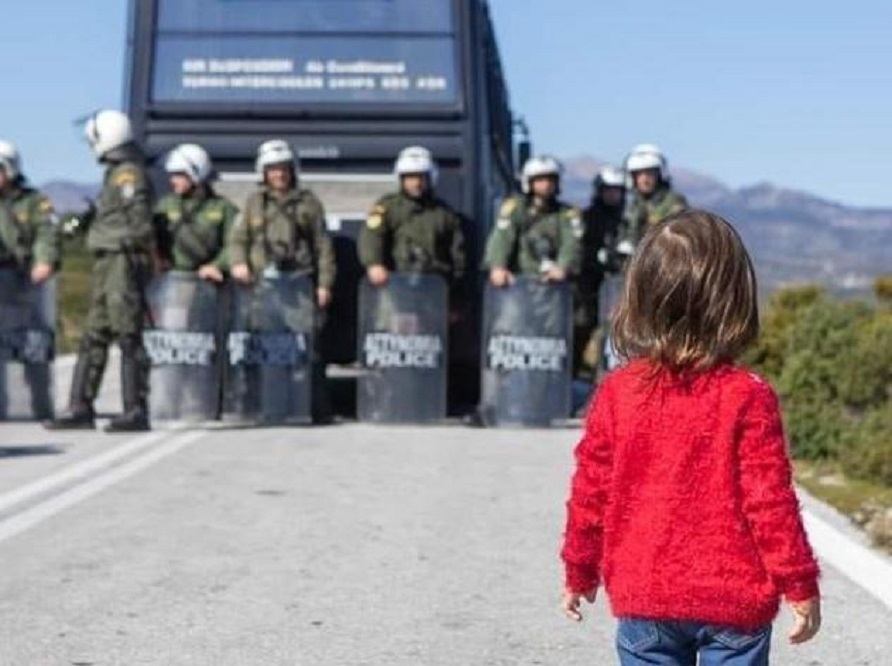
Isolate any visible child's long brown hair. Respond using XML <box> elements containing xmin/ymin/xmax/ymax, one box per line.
<box><xmin>612</xmin><ymin>209</ymin><xmax>759</xmax><ymax>373</ymax></box>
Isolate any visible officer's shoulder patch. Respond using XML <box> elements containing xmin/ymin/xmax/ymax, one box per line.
<box><xmin>37</xmin><ymin>197</ymin><xmax>54</xmax><ymax>213</ymax></box>
<box><xmin>205</xmin><ymin>206</ymin><xmax>224</xmax><ymax>222</ymax></box>
<box><xmin>499</xmin><ymin>198</ymin><xmax>518</xmax><ymax>218</ymax></box>
<box><xmin>564</xmin><ymin>206</ymin><xmax>581</xmax><ymax>220</ymax></box>
<box><xmin>366</xmin><ymin>202</ymin><xmax>387</xmax><ymax>229</ymax></box>
<box><xmin>114</xmin><ymin>168</ymin><xmax>138</xmax><ymax>200</ymax></box>
<box><xmin>113</xmin><ymin>167</ymin><xmax>138</xmax><ymax>186</ymax></box>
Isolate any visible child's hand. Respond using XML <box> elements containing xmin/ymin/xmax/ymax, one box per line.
<box><xmin>561</xmin><ymin>587</ymin><xmax>596</xmax><ymax>622</ymax></box>
<box><xmin>787</xmin><ymin>597</ymin><xmax>821</xmax><ymax>644</ymax></box>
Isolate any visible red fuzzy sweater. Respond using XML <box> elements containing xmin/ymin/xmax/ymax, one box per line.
<box><xmin>561</xmin><ymin>361</ymin><xmax>820</xmax><ymax>630</ymax></box>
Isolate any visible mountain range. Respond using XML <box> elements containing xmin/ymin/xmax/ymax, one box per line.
<box><xmin>562</xmin><ymin>157</ymin><xmax>891</xmax><ymax>293</ymax></box>
<box><xmin>40</xmin><ymin>159</ymin><xmax>891</xmax><ymax>293</ymax></box>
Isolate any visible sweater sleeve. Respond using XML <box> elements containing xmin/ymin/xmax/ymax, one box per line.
<box><xmin>561</xmin><ymin>378</ymin><xmax>615</xmax><ymax>593</ymax></box>
<box><xmin>738</xmin><ymin>380</ymin><xmax>820</xmax><ymax>602</ymax></box>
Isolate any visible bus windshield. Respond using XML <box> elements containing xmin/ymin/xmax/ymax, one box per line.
<box><xmin>150</xmin><ymin>0</ymin><xmax>460</xmax><ymax>107</ymax></box>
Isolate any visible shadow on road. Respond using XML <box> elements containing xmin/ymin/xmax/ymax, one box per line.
<box><xmin>0</xmin><ymin>444</ymin><xmax>66</xmax><ymax>458</ymax></box>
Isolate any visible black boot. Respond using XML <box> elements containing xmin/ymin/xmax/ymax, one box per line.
<box><xmin>311</xmin><ymin>360</ymin><xmax>334</xmax><ymax>425</ymax></box>
<box><xmin>105</xmin><ymin>408</ymin><xmax>149</xmax><ymax>432</ymax></box>
<box><xmin>105</xmin><ymin>340</ymin><xmax>150</xmax><ymax>433</ymax></box>
<box><xmin>44</xmin><ymin>354</ymin><xmax>95</xmax><ymax>430</ymax></box>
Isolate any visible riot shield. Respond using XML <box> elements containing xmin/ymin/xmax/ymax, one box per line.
<box><xmin>0</xmin><ymin>269</ymin><xmax>55</xmax><ymax>421</ymax></box>
<box><xmin>143</xmin><ymin>272</ymin><xmax>223</xmax><ymax>422</ymax></box>
<box><xmin>222</xmin><ymin>274</ymin><xmax>315</xmax><ymax>424</ymax></box>
<box><xmin>480</xmin><ymin>277</ymin><xmax>572</xmax><ymax>427</ymax></box>
<box><xmin>357</xmin><ymin>273</ymin><xmax>448</xmax><ymax>423</ymax></box>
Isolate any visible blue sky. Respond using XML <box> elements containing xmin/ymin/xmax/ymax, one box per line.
<box><xmin>2</xmin><ymin>1</ymin><xmax>892</xmax><ymax>207</ymax></box>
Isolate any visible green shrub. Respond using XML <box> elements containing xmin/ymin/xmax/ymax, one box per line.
<box><xmin>746</xmin><ymin>285</ymin><xmax>892</xmax><ymax>484</ymax></box>
<box><xmin>836</xmin><ymin>311</ymin><xmax>892</xmax><ymax>409</ymax></box>
<box><xmin>743</xmin><ymin>285</ymin><xmax>823</xmax><ymax>380</ymax></box>
<box><xmin>840</xmin><ymin>404</ymin><xmax>892</xmax><ymax>486</ymax></box>
<box><xmin>781</xmin><ymin>398</ymin><xmax>853</xmax><ymax>460</ymax></box>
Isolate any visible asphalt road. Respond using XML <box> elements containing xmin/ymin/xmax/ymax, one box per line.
<box><xmin>0</xmin><ymin>361</ymin><xmax>890</xmax><ymax>665</ymax></box>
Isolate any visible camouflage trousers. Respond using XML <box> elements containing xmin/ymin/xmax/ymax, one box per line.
<box><xmin>74</xmin><ymin>252</ymin><xmax>151</xmax><ymax>406</ymax></box>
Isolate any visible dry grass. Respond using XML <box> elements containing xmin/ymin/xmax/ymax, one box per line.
<box><xmin>795</xmin><ymin>459</ymin><xmax>892</xmax><ymax>552</ymax></box>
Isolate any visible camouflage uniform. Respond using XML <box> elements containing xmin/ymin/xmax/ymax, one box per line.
<box><xmin>483</xmin><ymin>194</ymin><xmax>581</xmax><ymax>339</ymax></box>
<box><xmin>483</xmin><ymin>195</ymin><xmax>582</xmax><ymax>277</ymax></box>
<box><xmin>229</xmin><ymin>185</ymin><xmax>336</xmax><ymax>421</ymax></box>
<box><xmin>53</xmin><ymin>152</ymin><xmax>155</xmax><ymax>426</ymax></box>
<box><xmin>0</xmin><ymin>185</ymin><xmax>60</xmax><ymax>271</ymax></box>
<box><xmin>230</xmin><ymin>186</ymin><xmax>335</xmax><ymax>288</ymax></box>
<box><xmin>574</xmin><ymin>201</ymin><xmax>623</xmax><ymax>377</ymax></box>
<box><xmin>621</xmin><ymin>185</ymin><xmax>688</xmax><ymax>245</ymax></box>
<box><xmin>0</xmin><ymin>184</ymin><xmax>60</xmax><ymax>418</ymax></box>
<box><xmin>358</xmin><ymin>191</ymin><xmax>466</xmax><ymax>286</ymax></box>
<box><xmin>155</xmin><ymin>188</ymin><xmax>238</xmax><ymax>272</ymax></box>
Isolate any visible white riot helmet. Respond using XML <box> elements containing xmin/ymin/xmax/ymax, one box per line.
<box><xmin>521</xmin><ymin>155</ymin><xmax>563</xmax><ymax>194</ymax></box>
<box><xmin>594</xmin><ymin>165</ymin><xmax>626</xmax><ymax>190</ymax></box>
<box><xmin>84</xmin><ymin>110</ymin><xmax>134</xmax><ymax>159</ymax></box>
<box><xmin>625</xmin><ymin>143</ymin><xmax>668</xmax><ymax>180</ymax></box>
<box><xmin>255</xmin><ymin>139</ymin><xmax>297</xmax><ymax>174</ymax></box>
<box><xmin>394</xmin><ymin>145</ymin><xmax>438</xmax><ymax>185</ymax></box>
<box><xmin>0</xmin><ymin>140</ymin><xmax>22</xmax><ymax>180</ymax></box>
<box><xmin>165</xmin><ymin>143</ymin><xmax>213</xmax><ymax>184</ymax></box>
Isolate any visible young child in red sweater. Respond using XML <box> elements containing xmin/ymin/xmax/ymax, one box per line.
<box><xmin>560</xmin><ymin>210</ymin><xmax>821</xmax><ymax>665</ymax></box>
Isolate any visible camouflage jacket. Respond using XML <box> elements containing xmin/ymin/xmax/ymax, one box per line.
<box><xmin>229</xmin><ymin>186</ymin><xmax>336</xmax><ymax>289</ymax></box>
<box><xmin>358</xmin><ymin>191</ymin><xmax>466</xmax><ymax>283</ymax></box>
<box><xmin>483</xmin><ymin>195</ymin><xmax>582</xmax><ymax>276</ymax></box>
<box><xmin>87</xmin><ymin>160</ymin><xmax>155</xmax><ymax>255</ymax></box>
<box><xmin>155</xmin><ymin>188</ymin><xmax>238</xmax><ymax>271</ymax></box>
<box><xmin>0</xmin><ymin>185</ymin><xmax>60</xmax><ymax>267</ymax></box>
<box><xmin>621</xmin><ymin>185</ymin><xmax>688</xmax><ymax>245</ymax></box>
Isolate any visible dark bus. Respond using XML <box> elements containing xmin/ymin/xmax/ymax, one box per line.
<box><xmin>124</xmin><ymin>0</ymin><xmax>527</xmax><ymax>409</ymax></box>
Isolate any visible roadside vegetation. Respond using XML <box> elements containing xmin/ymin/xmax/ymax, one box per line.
<box><xmin>57</xmin><ymin>233</ymin><xmax>91</xmax><ymax>354</ymax></box>
<box><xmin>744</xmin><ymin>277</ymin><xmax>892</xmax><ymax>551</ymax></box>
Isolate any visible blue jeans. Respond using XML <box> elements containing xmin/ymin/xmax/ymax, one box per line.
<box><xmin>616</xmin><ymin>618</ymin><xmax>772</xmax><ymax>666</ymax></box>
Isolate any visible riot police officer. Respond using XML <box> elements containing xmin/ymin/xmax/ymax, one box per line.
<box><xmin>622</xmin><ymin>143</ymin><xmax>688</xmax><ymax>244</ymax></box>
<box><xmin>484</xmin><ymin>155</ymin><xmax>582</xmax><ymax>286</ymax></box>
<box><xmin>359</xmin><ymin>146</ymin><xmax>465</xmax><ymax>290</ymax></box>
<box><xmin>0</xmin><ymin>140</ymin><xmax>60</xmax><ymax>418</ymax></box>
<box><xmin>575</xmin><ymin>165</ymin><xmax>625</xmax><ymax>377</ymax></box>
<box><xmin>0</xmin><ymin>141</ymin><xmax>59</xmax><ymax>284</ymax></box>
<box><xmin>229</xmin><ymin>139</ymin><xmax>336</xmax><ymax>422</ymax></box>
<box><xmin>46</xmin><ymin>110</ymin><xmax>155</xmax><ymax>432</ymax></box>
<box><xmin>230</xmin><ymin>140</ymin><xmax>335</xmax><ymax>302</ymax></box>
<box><xmin>155</xmin><ymin>143</ymin><xmax>237</xmax><ymax>279</ymax></box>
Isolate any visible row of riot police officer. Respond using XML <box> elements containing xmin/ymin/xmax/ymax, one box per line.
<box><xmin>2</xmin><ymin>105</ymin><xmax>687</xmax><ymax>428</ymax></box>
<box><xmin>42</xmin><ymin>112</ymin><xmax>343</xmax><ymax>430</ymax></box>
<box><xmin>481</xmin><ymin>143</ymin><xmax>688</xmax><ymax>380</ymax></box>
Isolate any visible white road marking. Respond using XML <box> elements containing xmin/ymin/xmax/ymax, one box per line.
<box><xmin>0</xmin><ymin>430</ymin><xmax>205</xmax><ymax>545</ymax></box>
<box><xmin>0</xmin><ymin>429</ymin><xmax>176</xmax><ymax>514</ymax></box>
<box><xmin>803</xmin><ymin>509</ymin><xmax>892</xmax><ymax>609</ymax></box>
